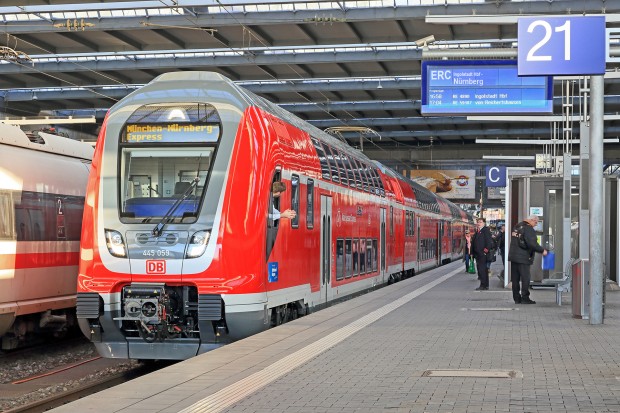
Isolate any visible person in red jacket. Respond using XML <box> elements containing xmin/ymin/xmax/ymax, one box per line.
<box><xmin>508</xmin><ymin>215</ymin><xmax>548</xmax><ymax>304</ymax></box>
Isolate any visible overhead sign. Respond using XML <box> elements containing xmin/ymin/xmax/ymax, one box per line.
<box><xmin>486</xmin><ymin>166</ymin><xmax>506</xmax><ymax>187</ymax></box>
<box><xmin>518</xmin><ymin>16</ymin><xmax>606</xmax><ymax>76</ymax></box>
<box><xmin>421</xmin><ymin>60</ymin><xmax>553</xmax><ymax>115</ymax></box>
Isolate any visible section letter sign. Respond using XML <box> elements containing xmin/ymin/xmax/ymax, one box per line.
<box><xmin>421</xmin><ymin>60</ymin><xmax>552</xmax><ymax>115</ymax></box>
<box><xmin>518</xmin><ymin>15</ymin><xmax>606</xmax><ymax>76</ymax></box>
<box><xmin>485</xmin><ymin>166</ymin><xmax>506</xmax><ymax>188</ymax></box>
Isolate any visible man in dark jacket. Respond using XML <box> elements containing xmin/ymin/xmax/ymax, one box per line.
<box><xmin>471</xmin><ymin>217</ymin><xmax>494</xmax><ymax>290</ymax></box>
<box><xmin>508</xmin><ymin>215</ymin><xmax>548</xmax><ymax>304</ymax></box>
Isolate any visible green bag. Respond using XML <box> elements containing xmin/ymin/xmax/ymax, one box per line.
<box><xmin>467</xmin><ymin>258</ymin><xmax>476</xmax><ymax>274</ymax></box>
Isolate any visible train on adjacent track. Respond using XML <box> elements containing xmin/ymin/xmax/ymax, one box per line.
<box><xmin>0</xmin><ymin>123</ymin><xmax>93</xmax><ymax>350</ymax></box>
<box><xmin>76</xmin><ymin>72</ymin><xmax>474</xmax><ymax>360</ymax></box>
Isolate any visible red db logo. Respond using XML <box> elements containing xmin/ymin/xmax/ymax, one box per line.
<box><xmin>146</xmin><ymin>260</ymin><xmax>166</xmax><ymax>274</ymax></box>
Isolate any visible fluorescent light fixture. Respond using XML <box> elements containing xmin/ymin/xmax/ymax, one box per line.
<box><xmin>476</xmin><ymin>138</ymin><xmax>619</xmax><ymax>145</ymax></box>
<box><xmin>469</xmin><ymin>115</ymin><xmax>620</xmax><ymax>122</ymax></box>
<box><xmin>1</xmin><ymin>116</ymin><xmax>96</xmax><ymax>125</ymax></box>
<box><xmin>425</xmin><ymin>14</ymin><xmax>620</xmax><ymax>24</ymax></box>
<box><xmin>482</xmin><ymin>155</ymin><xmax>535</xmax><ymax>160</ymax></box>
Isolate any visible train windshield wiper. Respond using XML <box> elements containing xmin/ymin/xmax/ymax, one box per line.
<box><xmin>151</xmin><ymin>177</ymin><xmax>200</xmax><ymax>237</ymax></box>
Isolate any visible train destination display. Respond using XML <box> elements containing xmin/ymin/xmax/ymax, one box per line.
<box><xmin>421</xmin><ymin>60</ymin><xmax>553</xmax><ymax>115</ymax></box>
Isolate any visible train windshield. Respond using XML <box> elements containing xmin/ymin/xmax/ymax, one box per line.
<box><xmin>118</xmin><ymin>103</ymin><xmax>221</xmax><ymax>223</ymax></box>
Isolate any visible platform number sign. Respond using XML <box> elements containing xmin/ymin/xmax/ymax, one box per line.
<box><xmin>518</xmin><ymin>16</ymin><xmax>606</xmax><ymax>76</ymax></box>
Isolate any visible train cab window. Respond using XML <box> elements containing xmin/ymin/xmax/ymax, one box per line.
<box><xmin>119</xmin><ymin>103</ymin><xmax>220</xmax><ymax>224</ymax></box>
<box><xmin>372</xmin><ymin>239</ymin><xmax>378</xmax><ymax>272</ymax></box>
<box><xmin>306</xmin><ymin>179</ymin><xmax>314</xmax><ymax>229</ymax></box>
<box><xmin>345</xmin><ymin>239</ymin><xmax>352</xmax><ymax>278</ymax></box>
<box><xmin>0</xmin><ymin>192</ymin><xmax>14</xmax><ymax>240</ymax></box>
<box><xmin>336</xmin><ymin>239</ymin><xmax>344</xmax><ymax>281</ymax></box>
<box><xmin>291</xmin><ymin>174</ymin><xmax>300</xmax><ymax>229</ymax></box>
<box><xmin>352</xmin><ymin>239</ymin><xmax>359</xmax><ymax>276</ymax></box>
<box><xmin>311</xmin><ymin>137</ymin><xmax>331</xmax><ymax>181</ymax></box>
<box><xmin>366</xmin><ymin>239</ymin><xmax>373</xmax><ymax>273</ymax></box>
<box><xmin>323</xmin><ymin>143</ymin><xmax>340</xmax><ymax>184</ymax></box>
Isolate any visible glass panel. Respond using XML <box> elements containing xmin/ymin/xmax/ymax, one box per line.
<box><xmin>291</xmin><ymin>174</ymin><xmax>299</xmax><ymax>228</ymax></box>
<box><xmin>359</xmin><ymin>240</ymin><xmax>366</xmax><ymax>273</ymax></box>
<box><xmin>0</xmin><ymin>191</ymin><xmax>14</xmax><ymax>240</ymax></box>
<box><xmin>372</xmin><ymin>239</ymin><xmax>378</xmax><ymax>272</ymax></box>
<box><xmin>367</xmin><ymin>239</ymin><xmax>373</xmax><ymax>272</ymax></box>
<box><xmin>119</xmin><ymin>148</ymin><xmax>213</xmax><ymax>222</ymax></box>
<box><xmin>352</xmin><ymin>239</ymin><xmax>359</xmax><ymax>276</ymax></box>
<box><xmin>312</xmin><ymin>138</ymin><xmax>331</xmax><ymax>180</ymax></box>
<box><xmin>306</xmin><ymin>179</ymin><xmax>314</xmax><ymax>229</ymax></box>
<box><xmin>345</xmin><ymin>239</ymin><xmax>352</xmax><ymax>277</ymax></box>
<box><xmin>323</xmin><ymin>143</ymin><xmax>340</xmax><ymax>183</ymax></box>
<box><xmin>336</xmin><ymin>151</ymin><xmax>348</xmax><ymax>186</ymax></box>
<box><xmin>336</xmin><ymin>239</ymin><xmax>344</xmax><ymax>281</ymax></box>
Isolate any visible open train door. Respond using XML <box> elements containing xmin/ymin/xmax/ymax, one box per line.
<box><xmin>380</xmin><ymin>207</ymin><xmax>387</xmax><ymax>283</ymax></box>
<box><xmin>320</xmin><ymin>195</ymin><xmax>333</xmax><ymax>304</ymax></box>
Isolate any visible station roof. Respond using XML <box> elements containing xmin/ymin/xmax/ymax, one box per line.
<box><xmin>1</xmin><ymin>0</ymin><xmax>620</xmax><ymax>164</ymax></box>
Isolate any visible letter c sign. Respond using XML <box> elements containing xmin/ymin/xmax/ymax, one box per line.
<box><xmin>485</xmin><ymin>166</ymin><xmax>506</xmax><ymax>188</ymax></box>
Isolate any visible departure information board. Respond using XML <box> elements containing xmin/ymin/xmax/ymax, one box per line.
<box><xmin>421</xmin><ymin>60</ymin><xmax>553</xmax><ymax>115</ymax></box>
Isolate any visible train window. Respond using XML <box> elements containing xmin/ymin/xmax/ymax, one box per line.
<box><xmin>366</xmin><ymin>239</ymin><xmax>373</xmax><ymax>273</ymax></box>
<box><xmin>370</xmin><ymin>168</ymin><xmax>384</xmax><ymax>197</ymax></box>
<box><xmin>291</xmin><ymin>174</ymin><xmax>300</xmax><ymax>229</ymax></box>
<box><xmin>343</xmin><ymin>155</ymin><xmax>356</xmax><ymax>187</ymax></box>
<box><xmin>323</xmin><ymin>143</ymin><xmax>340</xmax><ymax>184</ymax></box>
<box><xmin>336</xmin><ymin>151</ymin><xmax>348</xmax><ymax>187</ymax></box>
<box><xmin>351</xmin><ymin>158</ymin><xmax>363</xmax><ymax>190</ymax></box>
<box><xmin>352</xmin><ymin>239</ymin><xmax>359</xmax><ymax>276</ymax></box>
<box><xmin>311</xmin><ymin>137</ymin><xmax>331</xmax><ymax>181</ymax></box>
<box><xmin>345</xmin><ymin>239</ymin><xmax>352</xmax><ymax>278</ymax></box>
<box><xmin>359</xmin><ymin>164</ymin><xmax>370</xmax><ymax>192</ymax></box>
<box><xmin>0</xmin><ymin>192</ymin><xmax>14</xmax><ymax>240</ymax></box>
<box><xmin>359</xmin><ymin>240</ymin><xmax>366</xmax><ymax>273</ymax></box>
<box><xmin>306</xmin><ymin>179</ymin><xmax>314</xmax><ymax>229</ymax></box>
<box><xmin>372</xmin><ymin>239</ymin><xmax>378</xmax><ymax>272</ymax></box>
<box><xmin>118</xmin><ymin>147</ymin><xmax>213</xmax><ymax>223</ymax></box>
<box><xmin>390</xmin><ymin>206</ymin><xmax>394</xmax><ymax>237</ymax></box>
<box><xmin>336</xmin><ymin>239</ymin><xmax>344</xmax><ymax>281</ymax></box>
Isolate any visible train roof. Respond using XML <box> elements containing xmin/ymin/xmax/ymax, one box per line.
<box><xmin>0</xmin><ymin>122</ymin><xmax>93</xmax><ymax>161</ymax></box>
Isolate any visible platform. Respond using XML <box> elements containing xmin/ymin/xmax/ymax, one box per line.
<box><xmin>50</xmin><ymin>261</ymin><xmax>620</xmax><ymax>413</ymax></box>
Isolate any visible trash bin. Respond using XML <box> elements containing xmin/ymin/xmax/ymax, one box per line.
<box><xmin>572</xmin><ymin>259</ymin><xmax>590</xmax><ymax>319</ymax></box>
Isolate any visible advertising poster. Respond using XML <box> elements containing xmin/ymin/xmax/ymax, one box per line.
<box><xmin>409</xmin><ymin>170</ymin><xmax>476</xmax><ymax>199</ymax></box>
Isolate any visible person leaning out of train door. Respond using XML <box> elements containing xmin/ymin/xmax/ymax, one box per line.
<box><xmin>471</xmin><ymin>217</ymin><xmax>494</xmax><ymax>290</ymax></box>
<box><xmin>270</xmin><ymin>181</ymin><xmax>296</xmax><ymax>221</ymax></box>
<box><xmin>459</xmin><ymin>229</ymin><xmax>472</xmax><ymax>272</ymax></box>
<box><xmin>508</xmin><ymin>215</ymin><xmax>547</xmax><ymax>304</ymax></box>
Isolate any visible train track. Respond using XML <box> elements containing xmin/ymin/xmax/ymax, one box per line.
<box><xmin>4</xmin><ymin>363</ymin><xmax>160</xmax><ymax>413</ymax></box>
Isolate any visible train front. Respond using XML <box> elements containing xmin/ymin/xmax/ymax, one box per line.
<box><xmin>77</xmin><ymin>72</ymin><xmax>268</xmax><ymax>360</ymax></box>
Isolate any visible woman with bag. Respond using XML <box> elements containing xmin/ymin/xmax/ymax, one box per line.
<box><xmin>460</xmin><ymin>229</ymin><xmax>472</xmax><ymax>272</ymax></box>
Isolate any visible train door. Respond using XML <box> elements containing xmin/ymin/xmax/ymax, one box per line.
<box><xmin>320</xmin><ymin>195</ymin><xmax>333</xmax><ymax>304</ymax></box>
<box><xmin>437</xmin><ymin>221</ymin><xmax>443</xmax><ymax>266</ymax></box>
<box><xmin>380</xmin><ymin>208</ymin><xmax>386</xmax><ymax>282</ymax></box>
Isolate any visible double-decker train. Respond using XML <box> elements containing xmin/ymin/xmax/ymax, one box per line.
<box><xmin>0</xmin><ymin>123</ymin><xmax>93</xmax><ymax>349</ymax></box>
<box><xmin>76</xmin><ymin>72</ymin><xmax>473</xmax><ymax>360</ymax></box>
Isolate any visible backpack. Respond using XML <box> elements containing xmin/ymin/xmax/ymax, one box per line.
<box><xmin>513</xmin><ymin>223</ymin><xmax>528</xmax><ymax>250</ymax></box>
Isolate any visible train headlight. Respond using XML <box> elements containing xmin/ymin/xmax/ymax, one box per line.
<box><xmin>186</xmin><ymin>230</ymin><xmax>210</xmax><ymax>258</ymax></box>
<box><xmin>105</xmin><ymin>229</ymin><xmax>127</xmax><ymax>258</ymax></box>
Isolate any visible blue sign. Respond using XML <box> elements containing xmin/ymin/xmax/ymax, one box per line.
<box><xmin>268</xmin><ymin>262</ymin><xmax>278</xmax><ymax>283</ymax></box>
<box><xmin>518</xmin><ymin>16</ymin><xmax>606</xmax><ymax>76</ymax></box>
<box><xmin>486</xmin><ymin>166</ymin><xmax>506</xmax><ymax>188</ymax></box>
<box><xmin>421</xmin><ymin>60</ymin><xmax>552</xmax><ymax>115</ymax></box>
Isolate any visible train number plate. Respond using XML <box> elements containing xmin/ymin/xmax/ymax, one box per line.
<box><xmin>146</xmin><ymin>260</ymin><xmax>166</xmax><ymax>274</ymax></box>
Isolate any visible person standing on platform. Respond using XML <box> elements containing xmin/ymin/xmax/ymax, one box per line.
<box><xmin>460</xmin><ymin>229</ymin><xmax>472</xmax><ymax>272</ymax></box>
<box><xmin>508</xmin><ymin>215</ymin><xmax>548</xmax><ymax>304</ymax></box>
<box><xmin>496</xmin><ymin>225</ymin><xmax>506</xmax><ymax>265</ymax></box>
<box><xmin>471</xmin><ymin>217</ymin><xmax>494</xmax><ymax>290</ymax></box>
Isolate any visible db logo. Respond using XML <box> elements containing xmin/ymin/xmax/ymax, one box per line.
<box><xmin>146</xmin><ymin>260</ymin><xmax>166</xmax><ymax>274</ymax></box>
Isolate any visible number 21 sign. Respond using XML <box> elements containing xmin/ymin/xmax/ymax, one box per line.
<box><xmin>518</xmin><ymin>16</ymin><xmax>606</xmax><ymax>76</ymax></box>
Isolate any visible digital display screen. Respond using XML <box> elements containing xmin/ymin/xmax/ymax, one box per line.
<box><xmin>421</xmin><ymin>60</ymin><xmax>553</xmax><ymax>115</ymax></box>
<box><xmin>124</xmin><ymin>123</ymin><xmax>220</xmax><ymax>143</ymax></box>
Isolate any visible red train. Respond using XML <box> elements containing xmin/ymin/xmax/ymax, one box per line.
<box><xmin>0</xmin><ymin>123</ymin><xmax>92</xmax><ymax>349</ymax></box>
<box><xmin>76</xmin><ymin>72</ymin><xmax>473</xmax><ymax>360</ymax></box>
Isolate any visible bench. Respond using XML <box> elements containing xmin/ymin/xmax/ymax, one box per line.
<box><xmin>541</xmin><ymin>258</ymin><xmax>575</xmax><ymax>306</ymax></box>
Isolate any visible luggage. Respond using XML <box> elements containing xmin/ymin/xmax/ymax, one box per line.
<box><xmin>542</xmin><ymin>251</ymin><xmax>555</xmax><ymax>270</ymax></box>
<box><xmin>467</xmin><ymin>258</ymin><xmax>477</xmax><ymax>274</ymax></box>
